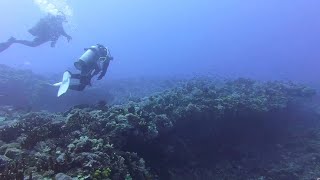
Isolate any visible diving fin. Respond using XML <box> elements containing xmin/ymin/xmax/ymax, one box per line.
<box><xmin>52</xmin><ymin>82</ymin><xmax>62</xmax><ymax>86</ymax></box>
<box><xmin>55</xmin><ymin>71</ymin><xmax>71</xmax><ymax>97</ymax></box>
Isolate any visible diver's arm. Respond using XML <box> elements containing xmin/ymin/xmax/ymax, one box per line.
<box><xmin>60</xmin><ymin>28</ymin><xmax>72</xmax><ymax>42</ymax></box>
<box><xmin>91</xmin><ymin>68</ymin><xmax>100</xmax><ymax>77</ymax></box>
<box><xmin>97</xmin><ymin>60</ymin><xmax>110</xmax><ymax>80</ymax></box>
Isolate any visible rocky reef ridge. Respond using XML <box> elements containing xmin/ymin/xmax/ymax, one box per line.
<box><xmin>0</xmin><ymin>75</ymin><xmax>319</xmax><ymax>179</ymax></box>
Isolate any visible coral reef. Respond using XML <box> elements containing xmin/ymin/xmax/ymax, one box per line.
<box><xmin>0</xmin><ymin>64</ymin><xmax>179</xmax><ymax>112</ymax></box>
<box><xmin>0</xmin><ymin>74</ymin><xmax>319</xmax><ymax>179</ymax></box>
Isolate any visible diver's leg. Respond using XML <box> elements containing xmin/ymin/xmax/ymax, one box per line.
<box><xmin>13</xmin><ymin>37</ymin><xmax>47</xmax><ymax>47</ymax></box>
<box><xmin>69</xmin><ymin>84</ymin><xmax>87</xmax><ymax>91</ymax></box>
<box><xmin>0</xmin><ymin>37</ymin><xmax>16</xmax><ymax>53</ymax></box>
<box><xmin>80</xmin><ymin>76</ymin><xmax>92</xmax><ymax>86</ymax></box>
<box><xmin>70</xmin><ymin>73</ymin><xmax>81</xmax><ymax>79</ymax></box>
<box><xmin>0</xmin><ymin>42</ymin><xmax>11</xmax><ymax>53</ymax></box>
<box><xmin>64</xmin><ymin>71</ymin><xmax>81</xmax><ymax>80</ymax></box>
<box><xmin>70</xmin><ymin>73</ymin><xmax>91</xmax><ymax>84</ymax></box>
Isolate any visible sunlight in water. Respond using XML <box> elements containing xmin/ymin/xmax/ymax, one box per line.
<box><xmin>33</xmin><ymin>0</ymin><xmax>73</xmax><ymax>17</ymax></box>
<box><xmin>33</xmin><ymin>0</ymin><xmax>76</xmax><ymax>31</ymax></box>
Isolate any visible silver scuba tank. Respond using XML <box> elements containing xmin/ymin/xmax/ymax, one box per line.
<box><xmin>74</xmin><ymin>45</ymin><xmax>99</xmax><ymax>71</ymax></box>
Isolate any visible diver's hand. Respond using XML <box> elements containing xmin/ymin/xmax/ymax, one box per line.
<box><xmin>66</xmin><ymin>35</ymin><xmax>72</xmax><ymax>42</ymax></box>
<box><xmin>97</xmin><ymin>76</ymin><xmax>103</xmax><ymax>80</ymax></box>
<box><xmin>50</xmin><ymin>41</ymin><xmax>56</xmax><ymax>47</ymax></box>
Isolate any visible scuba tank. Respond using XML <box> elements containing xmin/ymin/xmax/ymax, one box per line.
<box><xmin>74</xmin><ymin>44</ymin><xmax>109</xmax><ymax>71</ymax></box>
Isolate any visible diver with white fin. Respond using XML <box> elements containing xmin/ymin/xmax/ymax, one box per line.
<box><xmin>53</xmin><ymin>71</ymin><xmax>71</xmax><ymax>97</ymax></box>
<box><xmin>54</xmin><ymin>44</ymin><xmax>113</xmax><ymax>97</ymax></box>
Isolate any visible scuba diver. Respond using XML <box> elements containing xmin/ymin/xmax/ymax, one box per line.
<box><xmin>69</xmin><ymin>44</ymin><xmax>113</xmax><ymax>91</ymax></box>
<box><xmin>53</xmin><ymin>44</ymin><xmax>113</xmax><ymax>96</ymax></box>
<box><xmin>0</xmin><ymin>13</ymin><xmax>72</xmax><ymax>53</ymax></box>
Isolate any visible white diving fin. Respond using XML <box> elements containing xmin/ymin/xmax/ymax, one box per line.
<box><xmin>54</xmin><ymin>71</ymin><xmax>71</xmax><ymax>97</ymax></box>
<box><xmin>52</xmin><ymin>82</ymin><xmax>62</xmax><ymax>86</ymax></box>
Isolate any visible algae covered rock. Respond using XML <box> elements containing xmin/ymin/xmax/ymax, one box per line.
<box><xmin>54</xmin><ymin>173</ymin><xmax>73</xmax><ymax>180</ymax></box>
<box><xmin>4</xmin><ymin>148</ymin><xmax>24</xmax><ymax>160</ymax></box>
<box><xmin>0</xmin><ymin>155</ymin><xmax>11</xmax><ymax>169</ymax></box>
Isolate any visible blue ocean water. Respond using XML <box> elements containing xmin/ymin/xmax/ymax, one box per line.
<box><xmin>0</xmin><ymin>1</ymin><xmax>319</xmax><ymax>82</ymax></box>
<box><xmin>0</xmin><ymin>1</ymin><xmax>320</xmax><ymax>179</ymax></box>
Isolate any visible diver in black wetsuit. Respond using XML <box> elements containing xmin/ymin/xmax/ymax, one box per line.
<box><xmin>68</xmin><ymin>44</ymin><xmax>113</xmax><ymax>91</ymax></box>
<box><xmin>0</xmin><ymin>13</ymin><xmax>72</xmax><ymax>53</ymax></box>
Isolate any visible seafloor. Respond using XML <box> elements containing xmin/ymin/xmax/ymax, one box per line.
<box><xmin>0</xmin><ymin>64</ymin><xmax>320</xmax><ymax>180</ymax></box>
